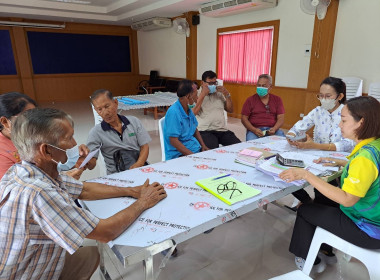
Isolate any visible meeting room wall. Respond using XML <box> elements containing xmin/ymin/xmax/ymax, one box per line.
<box><xmin>138</xmin><ymin>27</ymin><xmax>186</xmax><ymax>78</ymax></box>
<box><xmin>0</xmin><ymin>21</ymin><xmax>143</xmax><ymax>102</ymax></box>
<box><xmin>330</xmin><ymin>0</ymin><xmax>380</xmax><ymax>93</ymax></box>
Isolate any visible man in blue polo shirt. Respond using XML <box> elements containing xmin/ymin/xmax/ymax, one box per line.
<box><xmin>86</xmin><ymin>89</ymin><xmax>151</xmax><ymax>174</ymax></box>
<box><xmin>163</xmin><ymin>79</ymin><xmax>208</xmax><ymax>160</ymax></box>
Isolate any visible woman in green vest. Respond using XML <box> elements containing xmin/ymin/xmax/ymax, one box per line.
<box><xmin>280</xmin><ymin>96</ymin><xmax>380</xmax><ymax>274</ymax></box>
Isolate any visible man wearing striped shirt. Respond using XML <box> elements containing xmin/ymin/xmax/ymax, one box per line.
<box><xmin>0</xmin><ymin>108</ymin><xmax>167</xmax><ymax>280</ymax></box>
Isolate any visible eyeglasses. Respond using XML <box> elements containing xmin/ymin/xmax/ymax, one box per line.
<box><xmin>217</xmin><ymin>181</ymin><xmax>242</xmax><ymax>199</ymax></box>
<box><xmin>265</xmin><ymin>104</ymin><xmax>270</xmax><ymax>114</ymax></box>
<box><xmin>316</xmin><ymin>94</ymin><xmax>337</xmax><ymax>100</ymax></box>
<box><xmin>205</xmin><ymin>81</ymin><xmax>218</xmax><ymax>86</ymax></box>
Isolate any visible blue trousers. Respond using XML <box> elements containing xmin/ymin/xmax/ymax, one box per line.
<box><xmin>246</xmin><ymin>127</ymin><xmax>285</xmax><ymax>141</ymax></box>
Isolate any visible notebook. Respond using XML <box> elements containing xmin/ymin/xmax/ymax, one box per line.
<box><xmin>196</xmin><ymin>174</ymin><xmax>261</xmax><ymax>205</ymax></box>
<box><xmin>235</xmin><ymin>147</ymin><xmax>275</xmax><ymax>168</ymax></box>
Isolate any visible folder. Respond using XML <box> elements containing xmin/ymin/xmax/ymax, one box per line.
<box><xmin>196</xmin><ymin>174</ymin><xmax>261</xmax><ymax>205</ymax></box>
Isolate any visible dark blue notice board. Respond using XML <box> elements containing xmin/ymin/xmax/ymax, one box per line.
<box><xmin>0</xmin><ymin>30</ymin><xmax>17</xmax><ymax>75</ymax></box>
<box><xmin>27</xmin><ymin>32</ymin><xmax>131</xmax><ymax>74</ymax></box>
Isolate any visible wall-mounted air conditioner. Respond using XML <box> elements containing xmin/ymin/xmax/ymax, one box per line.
<box><xmin>131</xmin><ymin>17</ymin><xmax>172</xmax><ymax>31</ymax></box>
<box><xmin>200</xmin><ymin>0</ymin><xmax>278</xmax><ymax>17</ymax></box>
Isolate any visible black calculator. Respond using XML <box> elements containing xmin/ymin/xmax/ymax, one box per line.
<box><xmin>276</xmin><ymin>154</ymin><xmax>305</xmax><ymax>168</ymax></box>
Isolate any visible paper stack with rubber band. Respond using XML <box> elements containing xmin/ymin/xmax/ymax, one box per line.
<box><xmin>196</xmin><ymin>174</ymin><xmax>261</xmax><ymax>205</ymax></box>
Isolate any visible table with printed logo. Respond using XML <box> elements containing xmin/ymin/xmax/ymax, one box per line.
<box><xmin>83</xmin><ymin>136</ymin><xmax>348</xmax><ymax>280</ymax></box>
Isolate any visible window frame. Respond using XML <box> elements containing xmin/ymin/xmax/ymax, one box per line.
<box><xmin>216</xmin><ymin>20</ymin><xmax>279</xmax><ymax>85</ymax></box>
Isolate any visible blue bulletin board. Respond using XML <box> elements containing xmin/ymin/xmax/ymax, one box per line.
<box><xmin>27</xmin><ymin>31</ymin><xmax>131</xmax><ymax>74</ymax></box>
<box><xmin>0</xmin><ymin>30</ymin><xmax>17</xmax><ymax>75</ymax></box>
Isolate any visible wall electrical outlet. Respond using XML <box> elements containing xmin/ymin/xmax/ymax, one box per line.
<box><xmin>300</xmin><ymin>113</ymin><xmax>304</xmax><ymax>118</ymax></box>
<box><xmin>304</xmin><ymin>44</ymin><xmax>311</xmax><ymax>57</ymax></box>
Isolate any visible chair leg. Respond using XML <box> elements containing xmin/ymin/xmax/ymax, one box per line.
<box><xmin>303</xmin><ymin>228</ymin><xmax>323</xmax><ymax>275</ymax></box>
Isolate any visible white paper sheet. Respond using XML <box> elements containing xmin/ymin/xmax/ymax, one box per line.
<box><xmin>79</xmin><ymin>146</ymin><xmax>101</xmax><ymax>168</ymax></box>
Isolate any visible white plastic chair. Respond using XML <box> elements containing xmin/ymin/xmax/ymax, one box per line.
<box><xmin>158</xmin><ymin>117</ymin><xmax>166</xmax><ymax>161</ymax></box>
<box><xmin>368</xmin><ymin>82</ymin><xmax>380</xmax><ymax>101</ymax></box>
<box><xmin>303</xmin><ymin>227</ymin><xmax>380</xmax><ymax>279</ymax></box>
<box><xmin>90</xmin><ymin>104</ymin><xmax>107</xmax><ymax>176</ymax></box>
<box><xmin>268</xmin><ymin>270</ymin><xmax>313</xmax><ymax>280</ymax></box>
<box><xmin>342</xmin><ymin>77</ymin><xmax>363</xmax><ymax>100</ymax></box>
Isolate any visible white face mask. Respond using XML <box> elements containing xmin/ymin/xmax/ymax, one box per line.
<box><xmin>49</xmin><ymin>144</ymin><xmax>79</xmax><ymax>172</ymax></box>
<box><xmin>320</xmin><ymin>98</ymin><xmax>337</xmax><ymax>111</ymax></box>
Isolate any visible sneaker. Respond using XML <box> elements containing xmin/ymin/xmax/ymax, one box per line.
<box><xmin>294</xmin><ymin>256</ymin><xmax>326</xmax><ymax>274</ymax></box>
<box><xmin>295</xmin><ymin>257</ymin><xmax>305</xmax><ymax>270</ymax></box>
<box><xmin>318</xmin><ymin>250</ymin><xmax>337</xmax><ymax>265</ymax></box>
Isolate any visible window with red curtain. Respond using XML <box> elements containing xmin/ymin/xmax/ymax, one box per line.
<box><xmin>218</xmin><ymin>27</ymin><xmax>273</xmax><ymax>84</ymax></box>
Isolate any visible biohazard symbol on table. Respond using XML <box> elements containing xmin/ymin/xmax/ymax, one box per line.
<box><xmin>193</xmin><ymin>202</ymin><xmax>210</xmax><ymax>210</ymax></box>
<box><xmin>258</xmin><ymin>199</ymin><xmax>269</xmax><ymax>208</ymax></box>
<box><xmin>140</xmin><ymin>167</ymin><xmax>154</xmax><ymax>173</ymax></box>
<box><xmin>215</xmin><ymin>149</ymin><xmax>227</xmax><ymax>153</ymax></box>
<box><xmin>164</xmin><ymin>182</ymin><xmax>178</xmax><ymax>189</ymax></box>
<box><xmin>195</xmin><ymin>164</ymin><xmax>209</xmax><ymax>170</ymax></box>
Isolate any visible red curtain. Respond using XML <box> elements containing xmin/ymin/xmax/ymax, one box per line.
<box><xmin>218</xmin><ymin>28</ymin><xmax>273</xmax><ymax>84</ymax></box>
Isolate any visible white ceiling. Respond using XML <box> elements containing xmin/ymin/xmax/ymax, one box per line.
<box><xmin>0</xmin><ymin>0</ymin><xmax>206</xmax><ymax>26</ymax></box>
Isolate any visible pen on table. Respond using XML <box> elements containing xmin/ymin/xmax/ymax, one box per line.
<box><xmin>264</xmin><ymin>154</ymin><xmax>276</xmax><ymax>160</ymax></box>
<box><xmin>212</xmin><ymin>174</ymin><xmax>231</xmax><ymax>180</ymax></box>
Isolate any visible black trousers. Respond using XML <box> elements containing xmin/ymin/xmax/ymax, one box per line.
<box><xmin>289</xmin><ymin>203</ymin><xmax>380</xmax><ymax>259</ymax></box>
<box><xmin>200</xmin><ymin>130</ymin><xmax>241</xmax><ymax>150</ymax></box>
<box><xmin>292</xmin><ymin>179</ymin><xmax>340</xmax><ymax>207</ymax></box>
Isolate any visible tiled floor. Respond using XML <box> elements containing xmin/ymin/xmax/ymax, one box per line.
<box><xmin>43</xmin><ymin>101</ymin><xmax>370</xmax><ymax>280</ymax></box>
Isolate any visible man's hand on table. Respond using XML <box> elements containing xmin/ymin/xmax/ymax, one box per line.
<box><xmin>135</xmin><ymin>179</ymin><xmax>167</xmax><ymax>209</ymax></box>
<box><xmin>201</xmin><ymin>145</ymin><xmax>209</xmax><ymax>152</ymax></box>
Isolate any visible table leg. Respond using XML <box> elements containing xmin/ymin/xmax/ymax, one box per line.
<box><xmin>97</xmin><ymin>242</ymin><xmax>112</xmax><ymax>280</ymax></box>
<box><xmin>144</xmin><ymin>108</ymin><xmax>147</xmax><ymax>115</ymax></box>
<box><xmin>154</xmin><ymin>107</ymin><xmax>158</xmax><ymax>120</ymax></box>
<box><xmin>143</xmin><ymin>256</ymin><xmax>154</xmax><ymax>280</ymax></box>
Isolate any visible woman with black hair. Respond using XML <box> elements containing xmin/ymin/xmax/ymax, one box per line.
<box><xmin>0</xmin><ymin>92</ymin><xmax>36</xmax><ymax>178</ymax></box>
<box><xmin>287</xmin><ymin>76</ymin><xmax>354</xmax><ymax>152</ymax></box>
<box><xmin>280</xmin><ymin>96</ymin><xmax>380</xmax><ymax>274</ymax></box>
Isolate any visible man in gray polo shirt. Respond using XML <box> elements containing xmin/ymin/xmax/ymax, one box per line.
<box><xmin>86</xmin><ymin>89</ymin><xmax>151</xmax><ymax>174</ymax></box>
<box><xmin>192</xmin><ymin>70</ymin><xmax>241</xmax><ymax>149</ymax></box>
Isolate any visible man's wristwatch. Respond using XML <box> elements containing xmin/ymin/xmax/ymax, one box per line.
<box><xmin>225</xmin><ymin>93</ymin><xmax>231</xmax><ymax>98</ymax></box>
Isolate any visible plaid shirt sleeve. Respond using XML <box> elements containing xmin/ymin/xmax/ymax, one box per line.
<box><xmin>59</xmin><ymin>172</ymin><xmax>84</xmax><ymax>200</ymax></box>
<box><xmin>31</xmin><ymin>184</ymin><xmax>99</xmax><ymax>254</ymax></box>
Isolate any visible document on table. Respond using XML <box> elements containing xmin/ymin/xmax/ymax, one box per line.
<box><xmin>79</xmin><ymin>146</ymin><xmax>101</xmax><ymax>168</ymax></box>
<box><xmin>196</xmin><ymin>174</ymin><xmax>261</xmax><ymax>205</ymax></box>
<box><xmin>261</xmin><ymin>139</ymin><xmax>294</xmax><ymax>152</ymax></box>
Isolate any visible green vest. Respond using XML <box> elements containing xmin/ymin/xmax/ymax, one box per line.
<box><xmin>340</xmin><ymin>138</ymin><xmax>380</xmax><ymax>239</ymax></box>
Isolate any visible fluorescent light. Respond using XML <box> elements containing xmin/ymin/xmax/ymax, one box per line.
<box><xmin>0</xmin><ymin>21</ymin><xmax>66</xmax><ymax>29</ymax></box>
<box><xmin>43</xmin><ymin>0</ymin><xmax>92</xmax><ymax>4</ymax></box>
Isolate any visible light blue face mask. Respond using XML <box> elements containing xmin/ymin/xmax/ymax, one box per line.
<box><xmin>188</xmin><ymin>103</ymin><xmax>196</xmax><ymax>109</ymax></box>
<box><xmin>257</xmin><ymin>87</ymin><xmax>268</xmax><ymax>97</ymax></box>
<box><xmin>208</xmin><ymin>85</ymin><xmax>217</xmax><ymax>94</ymax></box>
<box><xmin>49</xmin><ymin>144</ymin><xmax>79</xmax><ymax>172</ymax></box>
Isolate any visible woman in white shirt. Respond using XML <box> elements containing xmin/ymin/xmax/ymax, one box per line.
<box><xmin>288</xmin><ymin>77</ymin><xmax>354</xmax><ymax>207</ymax></box>
<box><xmin>287</xmin><ymin>76</ymin><xmax>354</xmax><ymax>153</ymax></box>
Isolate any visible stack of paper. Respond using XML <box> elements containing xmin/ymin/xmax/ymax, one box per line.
<box><xmin>235</xmin><ymin>147</ymin><xmax>274</xmax><ymax>168</ymax></box>
<box><xmin>196</xmin><ymin>174</ymin><xmax>261</xmax><ymax>205</ymax></box>
<box><xmin>256</xmin><ymin>154</ymin><xmax>328</xmax><ymax>186</ymax></box>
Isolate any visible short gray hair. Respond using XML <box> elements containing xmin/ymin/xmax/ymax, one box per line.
<box><xmin>12</xmin><ymin>108</ymin><xmax>74</xmax><ymax>161</ymax></box>
<box><xmin>258</xmin><ymin>74</ymin><xmax>272</xmax><ymax>85</ymax></box>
